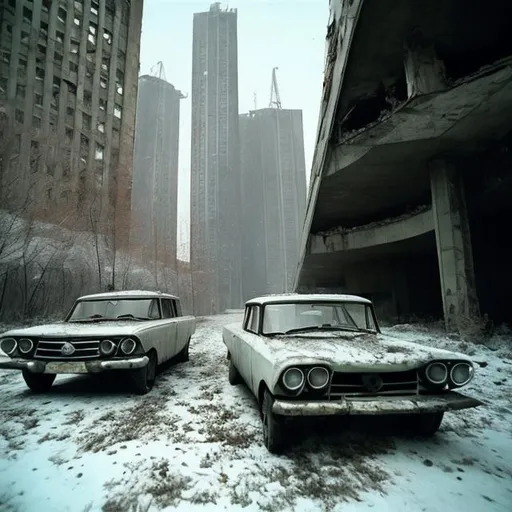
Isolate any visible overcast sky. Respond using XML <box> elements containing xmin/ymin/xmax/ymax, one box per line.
<box><xmin>139</xmin><ymin>0</ymin><xmax>328</xmax><ymax>259</ymax></box>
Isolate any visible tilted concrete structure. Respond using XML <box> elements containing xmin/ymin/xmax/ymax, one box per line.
<box><xmin>190</xmin><ymin>2</ymin><xmax>242</xmax><ymax>315</ymax></box>
<box><xmin>239</xmin><ymin>108</ymin><xmax>307</xmax><ymax>301</ymax></box>
<box><xmin>296</xmin><ymin>0</ymin><xmax>512</xmax><ymax>329</ymax></box>
<box><xmin>131</xmin><ymin>75</ymin><xmax>183</xmax><ymax>280</ymax></box>
<box><xmin>0</xmin><ymin>0</ymin><xmax>144</xmax><ymax>248</ymax></box>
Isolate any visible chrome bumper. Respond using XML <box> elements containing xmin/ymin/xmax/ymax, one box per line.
<box><xmin>0</xmin><ymin>356</ymin><xmax>149</xmax><ymax>374</ymax></box>
<box><xmin>272</xmin><ymin>391</ymin><xmax>483</xmax><ymax>416</ymax></box>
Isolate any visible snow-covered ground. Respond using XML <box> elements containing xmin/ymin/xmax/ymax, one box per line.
<box><xmin>0</xmin><ymin>315</ymin><xmax>511</xmax><ymax>512</ymax></box>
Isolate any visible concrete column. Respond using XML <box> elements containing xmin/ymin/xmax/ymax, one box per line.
<box><xmin>430</xmin><ymin>159</ymin><xmax>480</xmax><ymax>331</ymax></box>
<box><xmin>404</xmin><ymin>30</ymin><xmax>447</xmax><ymax>98</ymax></box>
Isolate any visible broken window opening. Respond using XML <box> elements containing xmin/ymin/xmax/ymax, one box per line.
<box><xmin>36</xmin><ymin>67</ymin><xmax>45</xmax><ymax>81</ymax></box>
<box><xmin>16</xmin><ymin>84</ymin><xmax>25</xmax><ymax>98</ymax></box>
<box><xmin>82</xmin><ymin>112</ymin><xmax>92</xmax><ymax>130</ymax></box>
<box><xmin>97</xmin><ymin>122</ymin><xmax>105</xmax><ymax>133</ymax></box>
<box><xmin>70</xmin><ymin>62</ymin><xmax>78</xmax><ymax>73</ymax></box>
<box><xmin>15</xmin><ymin>109</ymin><xmax>24</xmax><ymax>124</ymax></box>
<box><xmin>65</xmin><ymin>128</ymin><xmax>73</xmax><ymax>141</ymax></box>
<box><xmin>35</xmin><ymin>93</ymin><xmax>43</xmax><ymax>106</ymax></box>
<box><xmin>57</xmin><ymin>7</ymin><xmax>67</xmax><ymax>23</ymax></box>
<box><xmin>103</xmin><ymin>30</ymin><xmax>113</xmax><ymax>45</ymax></box>
<box><xmin>71</xmin><ymin>39</ymin><xmax>80</xmax><ymax>54</ymax></box>
<box><xmin>23</xmin><ymin>7</ymin><xmax>32</xmax><ymax>23</ymax></box>
<box><xmin>88</xmin><ymin>33</ymin><xmax>96</xmax><ymax>45</ymax></box>
<box><xmin>89</xmin><ymin>23</ymin><xmax>97</xmax><ymax>36</ymax></box>
<box><xmin>32</xmin><ymin>115</ymin><xmax>42</xmax><ymax>129</ymax></box>
<box><xmin>114</xmin><ymin>105</ymin><xmax>122</xmax><ymax>119</ymax></box>
<box><xmin>99</xmin><ymin>99</ymin><xmax>106</xmax><ymax>111</ymax></box>
<box><xmin>95</xmin><ymin>144</ymin><xmax>104</xmax><ymax>161</ymax></box>
<box><xmin>37</xmin><ymin>43</ymin><xmax>46</xmax><ymax>55</ymax></box>
<box><xmin>84</xmin><ymin>91</ymin><xmax>92</xmax><ymax>107</ymax></box>
<box><xmin>66</xmin><ymin>106</ymin><xmax>74</xmax><ymax>117</ymax></box>
<box><xmin>54</xmin><ymin>52</ymin><xmax>63</xmax><ymax>65</ymax></box>
<box><xmin>56</xmin><ymin>31</ymin><xmax>64</xmax><ymax>44</ymax></box>
<box><xmin>338</xmin><ymin>77</ymin><xmax>407</xmax><ymax>136</ymax></box>
<box><xmin>100</xmin><ymin>79</ymin><xmax>107</xmax><ymax>89</ymax></box>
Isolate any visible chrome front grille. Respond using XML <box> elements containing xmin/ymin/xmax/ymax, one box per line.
<box><xmin>34</xmin><ymin>339</ymin><xmax>100</xmax><ymax>360</ymax></box>
<box><xmin>329</xmin><ymin>369</ymin><xmax>418</xmax><ymax>399</ymax></box>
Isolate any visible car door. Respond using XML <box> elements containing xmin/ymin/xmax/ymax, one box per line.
<box><xmin>237</xmin><ymin>305</ymin><xmax>259</xmax><ymax>384</ymax></box>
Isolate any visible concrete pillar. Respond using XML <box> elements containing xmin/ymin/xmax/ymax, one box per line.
<box><xmin>430</xmin><ymin>159</ymin><xmax>480</xmax><ymax>331</ymax></box>
<box><xmin>404</xmin><ymin>31</ymin><xmax>447</xmax><ymax>98</ymax></box>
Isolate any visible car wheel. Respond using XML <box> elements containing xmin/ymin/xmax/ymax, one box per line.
<box><xmin>175</xmin><ymin>340</ymin><xmax>190</xmax><ymax>363</ymax></box>
<box><xmin>408</xmin><ymin>412</ymin><xmax>444</xmax><ymax>436</ymax></box>
<box><xmin>22</xmin><ymin>371</ymin><xmax>56</xmax><ymax>393</ymax></box>
<box><xmin>228</xmin><ymin>357</ymin><xmax>242</xmax><ymax>385</ymax></box>
<box><xmin>262</xmin><ymin>389</ymin><xmax>284</xmax><ymax>454</ymax></box>
<box><xmin>131</xmin><ymin>351</ymin><xmax>157</xmax><ymax>395</ymax></box>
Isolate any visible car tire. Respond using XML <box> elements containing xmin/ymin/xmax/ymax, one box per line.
<box><xmin>262</xmin><ymin>389</ymin><xmax>284</xmax><ymax>454</ymax></box>
<box><xmin>22</xmin><ymin>371</ymin><xmax>56</xmax><ymax>393</ymax></box>
<box><xmin>408</xmin><ymin>412</ymin><xmax>444</xmax><ymax>436</ymax></box>
<box><xmin>228</xmin><ymin>358</ymin><xmax>242</xmax><ymax>385</ymax></box>
<box><xmin>175</xmin><ymin>340</ymin><xmax>190</xmax><ymax>363</ymax></box>
<box><xmin>131</xmin><ymin>351</ymin><xmax>157</xmax><ymax>395</ymax></box>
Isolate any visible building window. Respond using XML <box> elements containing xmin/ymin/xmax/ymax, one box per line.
<box><xmin>84</xmin><ymin>90</ymin><xmax>92</xmax><ymax>107</ymax></box>
<box><xmin>33</xmin><ymin>115</ymin><xmax>42</xmax><ymax>129</ymax></box>
<box><xmin>114</xmin><ymin>105</ymin><xmax>122</xmax><ymax>119</ymax></box>
<box><xmin>66</xmin><ymin>106</ymin><xmax>74</xmax><ymax>117</ymax></box>
<box><xmin>56</xmin><ymin>31</ymin><xmax>65</xmax><ymax>44</ymax></box>
<box><xmin>57</xmin><ymin>7</ymin><xmax>67</xmax><ymax>23</ymax></box>
<box><xmin>65</xmin><ymin>128</ymin><xmax>73</xmax><ymax>141</ymax></box>
<box><xmin>97</xmin><ymin>122</ymin><xmax>105</xmax><ymax>133</ymax></box>
<box><xmin>82</xmin><ymin>112</ymin><xmax>92</xmax><ymax>130</ymax></box>
<box><xmin>71</xmin><ymin>39</ymin><xmax>80</xmax><ymax>54</ymax></box>
<box><xmin>36</xmin><ymin>68</ymin><xmax>45</xmax><ymax>81</ymax></box>
<box><xmin>23</xmin><ymin>7</ymin><xmax>32</xmax><ymax>23</ymax></box>
<box><xmin>103</xmin><ymin>30</ymin><xmax>113</xmax><ymax>45</ymax></box>
<box><xmin>35</xmin><ymin>93</ymin><xmax>43</xmax><ymax>106</ymax></box>
<box><xmin>37</xmin><ymin>43</ymin><xmax>46</xmax><ymax>55</ymax></box>
<box><xmin>99</xmin><ymin>98</ymin><xmax>106</xmax><ymax>111</ymax></box>
<box><xmin>100</xmin><ymin>79</ymin><xmax>107</xmax><ymax>89</ymax></box>
<box><xmin>15</xmin><ymin>109</ymin><xmax>24</xmax><ymax>124</ymax></box>
<box><xmin>95</xmin><ymin>143</ymin><xmax>104</xmax><ymax>161</ymax></box>
<box><xmin>31</xmin><ymin>140</ymin><xmax>40</xmax><ymax>152</ymax></box>
<box><xmin>54</xmin><ymin>52</ymin><xmax>63</xmax><ymax>65</ymax></box>
<box><xmin>16</xmin><ymin>84</ymin><xmax>25</xmax><ymax>98</ymax></box>
<box><xmin>69</xmin><ymin>62</ymin><xmax>78</xmax><ymax>73</ymax></box>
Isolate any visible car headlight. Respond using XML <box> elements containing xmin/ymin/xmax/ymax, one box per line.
<box><xmin>425</xmin><ymin>362</ymin><xmax>448</xmax><ymax>385</ymax></box>
<box><xmin>450</xmin><ymin>362</ymin><xmax>473</xmax><ymax>386</ymax></box>
<box><xmin>307</xmin><ymin>367</ymin><xmax>330</xmax><ymax>390</ymax></box>
<box><xmin>282</xmin><ymin>367</ymin><xmax>305</xmax><ymax>391</ymax></box>
<box><xmin>0</xmin><ymin>338</ymin><xmax>17</xmax><ymax>355</ymax></box>
<box><xmin>18</xmin><ymin>338</ymin><xmax>34</xmax><ymax>354</ymax></box>
<box><xmin>120</xmin><ymin>337</ymin><xmax>136</xmax><ymax>355</ymax></box>
<box><xmin>100</xmin><ymin>339</ymin><xmax>116</xmax><ymax>356</ymax></box>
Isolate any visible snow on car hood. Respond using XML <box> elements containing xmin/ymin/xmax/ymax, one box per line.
<box><xmin>0</xmin><ymin>320</ymin><xmax>166</xmax><ymax>338</ymax></box>
<box><xmin>263</xmin><ymin>330</ymin><xmax>471</xmax><ymax>370</ymax></box>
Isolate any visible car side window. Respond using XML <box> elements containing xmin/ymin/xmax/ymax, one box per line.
<box><xmin>161</xmin><ymin>299</ymin><xmax>173</xmax><ymax>318</ymax></box>
<box><xmin>148</xmin><ymin>299</ymin><xmax>161</xmax><ymax>319</ymax></box>
<box><xmin>248</xmin><ymin>306</ymin><xmax>260</xmax><ymax>334</ymax></box>
<box><xmin>174</xmin><ymin>300</ymin><xmax>182</xmax><ymax>316</ymax></box>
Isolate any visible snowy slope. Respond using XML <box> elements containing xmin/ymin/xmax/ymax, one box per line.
<box><xmin>0</xmin><ymin>316</ymin><xmax>511</xmax><ymax>511</ymax></box>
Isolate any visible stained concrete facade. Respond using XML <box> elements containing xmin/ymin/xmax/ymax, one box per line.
<box><xmin>296</xmin><ymin>0</ymin><xmax>512</xmax><ymax>329</ymax></box>
<box><xmin>0</xmin><ymin>0</ymin><xmax>143</xmax><ymax>248</ymax></box>
<box><xmin>131</xmin><ymin>75</ymin><xmax>183</xmax><ymax>279</ymax></box>
<box><xmin>239</xmin><ymin>108</ymin><xmax>307</xmax><ymax>301</ymax></box>
<box><xmin>190</xmin><ymin>2</ymin><xmax>242</xmax><ymax>315</ymax></box>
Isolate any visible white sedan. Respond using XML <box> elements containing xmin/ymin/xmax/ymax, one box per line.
<box><xmin>223</xmin><ymin>294</ymin><xmax>482</xmax><ymax>453</ymax></box>
<box><xmin>0</xmin><ymin>290</ymin><xmax>196</xmax><ymax>394</ymax></box>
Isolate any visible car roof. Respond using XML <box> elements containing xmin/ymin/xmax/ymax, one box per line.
<box><xmin>77</xmin><ymin>290</ymin><xmax>179</xmax><ymax>301</ymax></box>
<box><xmin>245</xmin><ymin>293</ymin><xmax>372</xmax><ymax>306</ymax></box>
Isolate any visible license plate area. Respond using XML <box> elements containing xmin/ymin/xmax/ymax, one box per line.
<box><xmin>45</xmin><ymin>361</ymin><xmax>88</xmax><ymax>374</ymax></box>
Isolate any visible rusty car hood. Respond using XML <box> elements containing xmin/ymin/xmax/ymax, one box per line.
<box><xmin>264</xmin><ymin>331</ymin><xmax>470</xmax><ymax>371</ymax></box>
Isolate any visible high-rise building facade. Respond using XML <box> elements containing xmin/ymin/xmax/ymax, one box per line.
<box><xmin>239</xmin><ymin>108</ymin><xmax>307</xmax><ymax>300</ymax></box>
<box><xmin>0</xmin><ymin>0</ymin><xmax>143</xmax><ymax>246</ymax></box>
<box><xmin>131</xmin><ymin>74</ymin><xmax>183</xmax><ymax>281</ymax></box>
<box><xmin>190</xmin><ymin>2</ymin><xmax>241</xmax><ymax>315</ymax></box>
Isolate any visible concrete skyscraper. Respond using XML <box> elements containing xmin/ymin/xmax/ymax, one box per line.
<box><xmin>240</xmin><ymin>108</ymin><xmax>307</xmax><ymax>300</ymax></box>
<box><xmin>131</xmin><ymin>73</ymin><xmax>184</xmax><ymax>283</ymax></box>
<box><xmin>0</xmin><ymin>0</ymin><xmax>144</xmax><ymax>247</ymax></box>
<box><xmin>190</xmin><ymin>2</ymin><xmax>241</xmax><ymax>315</ymax></box>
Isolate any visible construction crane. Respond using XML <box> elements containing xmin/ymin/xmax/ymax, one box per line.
<box><xmin>150</xmin><ymin>61</ymin><xmax>167</xmax><ymax>81</ymax></box>
<box><xmin>269</xmin><ymin>67</ymin><xmax>282</xmax><ymax>109</ymax></box>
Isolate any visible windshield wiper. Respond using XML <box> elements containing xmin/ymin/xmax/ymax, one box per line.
<box><xmin>283</xmin><ymin>325</ymin><xmax>361</xmax><ymax>335</ymax></box>
<box><xmin>115</xmin><ymin>314</ymin><xmax>150</xmax><ymax>321</ymax></box>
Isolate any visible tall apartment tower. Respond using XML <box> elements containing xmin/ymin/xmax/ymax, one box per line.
<box><xmin>0</xmin><ymin>0</ymin><xmax>143</xmax><ymax>246</ymax></box>
<box><xmin>190</xmin><ymin>2</ymin><xmax>241</xmax><ymax>315</ymax></box>
<box><xmin>131</xmin><ymin>74</ymin><xmax>183</xmax><ymax>283</ymax></box>
<box><xmin>239</xmin><ymin>108</ymin><xmax>307</xmax><ymax>300</ymax></box>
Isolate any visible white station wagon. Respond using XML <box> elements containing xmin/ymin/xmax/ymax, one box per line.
<box><xmin>0</xmin><ymin>290</ymin><xmax>196</xmax><ymax>395</ymax></box>
<box><xmin>223</xmin><ymin>294</ymin><xmax>482</xmax><ymax>453</ymax></box>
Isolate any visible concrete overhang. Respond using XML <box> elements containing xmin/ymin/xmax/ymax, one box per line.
<box><xmin>310</xmin><ymin>207</ymin><xmax>433</xmax><ymax>255</ymax></box>
<box><xmin>313</xmin><ymin>60</ymin><xmax>512</xmax><ymax>231</ymax></box>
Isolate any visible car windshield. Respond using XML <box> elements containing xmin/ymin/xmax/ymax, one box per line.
<box><xmin>262</xmin><ymin>302</ymin><xmax>376</xmax><ymax>335</ymax></box>
<box><xmin>68</xmin><ymin>299</ymin><xmax>160</xmax><ymax>321</ymax></box>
